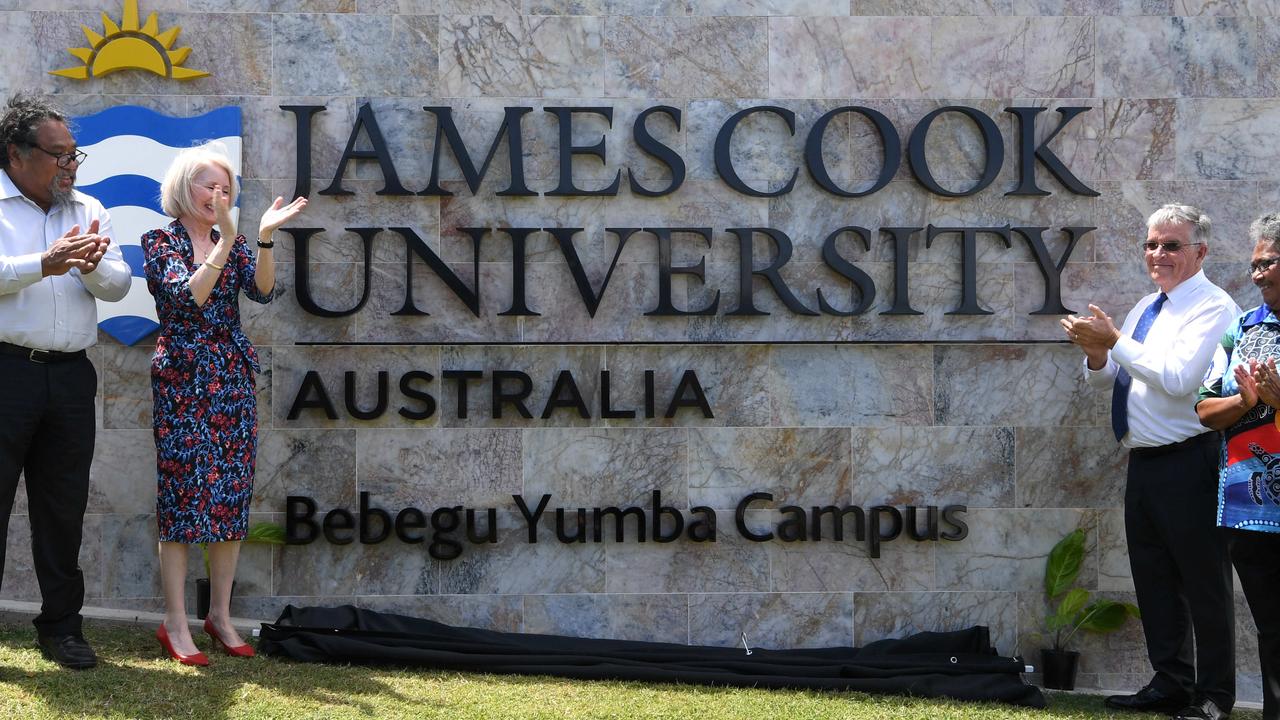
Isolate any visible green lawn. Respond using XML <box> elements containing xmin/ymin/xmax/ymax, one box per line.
<box><xmin>0</xmin><ymin>622</ymin><xmax>1256</xmax><ymax>719</ymax></box>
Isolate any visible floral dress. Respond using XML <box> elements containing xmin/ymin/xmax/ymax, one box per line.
<box><xmin>142</xmin><ymin>219</ymin><xmax>272</xmax><ymax>543</ymax></box>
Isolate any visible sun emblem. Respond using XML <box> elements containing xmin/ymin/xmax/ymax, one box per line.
<box><xmin>49</xmin><ymin>0</ymin><xmax>209</xmax><ymax>81</ymax></box>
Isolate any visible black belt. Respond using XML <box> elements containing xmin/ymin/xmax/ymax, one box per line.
<box><xmin>1129</xmin><ymin>431</ymin><xmax>1219</xmax><ymax>459</ymax></box>
<box><xmin>0</xmin><ymin>341</ymin><xmax>86</xmax><ymax>364</ymax></box>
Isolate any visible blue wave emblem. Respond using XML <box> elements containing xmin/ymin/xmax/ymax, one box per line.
<box><xmin>73</xmin><ymin>106</ymin><xmax>242</xmax><ymax>148</ymax></box>
<box><xmin>74</xmin><ymin>105</ymin><xmax>243</xmax><ymax>346</ymax></box>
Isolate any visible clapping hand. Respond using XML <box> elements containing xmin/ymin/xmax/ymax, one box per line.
<box><xmin>1252</xmin><ymin>358</ymin><xmax>1280</xmax><ymax>408</ymax></box>
<box><xmin>258</xmin><ymin>196</ymin><xmax>308</xmax><ymax>237</ymax></box>
<box><xmin>41</xmin><ymin>220</ymin><xmax>109</xmax><ymax>276</ymax></box>
<box><xmin>1235</xmin><ymin>363</ymin><xmax>1260</xmax><ymax>409</ymax></box>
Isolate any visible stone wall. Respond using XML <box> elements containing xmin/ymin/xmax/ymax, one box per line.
<box><xmin>3</xmin><ymin>0</ymin><xmax>1278</xmax><ymax>698</ymax></box>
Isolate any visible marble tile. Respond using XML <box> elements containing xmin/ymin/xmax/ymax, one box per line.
<box><xmin>603</xmin><ymin>17</ymin><xmax>768</xmax><ymax>98</ymax></box>
<box><xmin>0</xmin><ymin>520</ymin><xmax>40</xmax><ymax>601</ymax></box>
<box><xmin>768</xmin><ymin>17</ymin><xmax>932</xmax><ymax>99</ymax></box>
<box><xmin>688</xmin><ymin>427</ymin><xmax>849</xmax><ymax>508</ymax></box>
<box><xmin>526</xmin><ymin>0</ymin><xmax>692</xmax><ymax>13</ymax></box>
<box><xmin>1097</xmin><ymin>508</ymin><xmax>1133</xmax><ymax>592</ymax></box>
<box><xmin>208</xmin><ymin>0</ymin><xmax>354</xmax><ymax>10</ymax></box>
<box><xmin>1099</xmin><ymin>16</ymin><xmax>1262</xmax><ymax>98</ymax></box>
<box><xmin>249</xmin><ymin>261</ymin><xmax>361</xmax><ymax>344</ymax></box>
<box><xmin>524</xmin><ymin>428</ymin><xmax>687</xmax><ymax>507</ymax></box>
<box><xmin>688</xmin><ymin>592</ymin><xmax>853</xmax><ymax>649</ymax></box>
<box><xmin>254</xmin><ymin>428</ymin><xmax>358</xmax><ymax>511</ymax></box>
<box><xmin>934</xmin><ymin>345</ymin><xmax>1096</xmax><ymax>426</ymax></box>
<box><xmin>936</xmin><ymin>509</ymin><xmax>1093</xmax><ymax>591</ymax></box>
<box><xmin>1015</xmin><ymin>427</ymin><xmax>1127</xmax><ymax>508</ymax></box>
<box><xmin>438</xmin><ymin>511</ymin><xmax>606</xmax><ymax>594</ymax></box>
<box><xmin>524</xmin><ymin>593</ymin><xmax>689</xmax><ymax>643</ymax></box>
<box><xmin>767</xmin><ymin>182</ymin><xmax>931</xmax><ymax>261</ymax></box>
<box><xmin>696</xmin><ymin>0</ymin><xmax>849</xmax><ymax>12</ymax></box>
<box><xmin>274</xmin><ymin>539</ymin><xmax>365</xmax><ymax>596</ymax></box>
<box><xmin>1016</xmin><ymin>588</ymin><xmax>1147</xmax><ymax>675</ymax></box>
<box><xmin>88</xmin><ymin>429</ymin><xmax>157</xmax><ymax>515</ymax></box>
<box><xmin>765</xmin><ymin>517</ymin><xmax>937</xmax><ymax>591</ymax></box>
<box><xmin>852</xmin><ymin>0</ymin><xmax>1013</xmax><ymax>13</ymax></box>
<box><xmin>851</xmin><ymin>426</ymin><xmax>1014</xmax><ymax>507</ymax></box>
<box><xmin>354</xmin><ymin>537</ymin><xmax>437</xmax><ymax>595</ymax></box>
<box><xmin>84</xmin><ymin>513</ymin><xmax>160</xmax><ymax>599</ymax></box>
<box><xmin>770</xmin><ymin>345</ymin><xmax>934</xmax><ymax>426</ymax></box>
<box><xmin>604</xmin><ymin>523</ymin><xmax>770</xmax><ymax>593</ymax></box>
<box><xmin>230</xmin><ymin>595</ymin><xmax>356</xmax><ymax>622</ymax></box>
<box><xmin>272</xmin><ymin>14</ymin><xmax>437</xmax><ymax>97</ymax></box>
<box><xmin>358</xmin><ymin>428</ymin><xmax>522</xmax><ymax>508</ymax></box>
<box><xmin>930</xmin><ymin>17</ymin><xmax>1093</xmax><ymax>98</ymax></box>
<box><xmin>440</xmin><ymin>15</ymin><xmax>604</xmax><ymax>98</ymax></box>
<box><xmin>854</xmin><ymin>591</ymin><xmax>1018</xmax><ymax>657</ymax></box>
<box><xmin>1178</xmin><ymin>99</ymin><xmax>1280</xmax><ymax>181</ymax></box>
<box><xmin>101</xmin><ymin>344</ymin><xmax>154</xmax><ymax>430</ymax></box>
<box><xmin>367</xmin><ymin>0</ymin><xmax>521</xmax><ymax>12</ymax></box>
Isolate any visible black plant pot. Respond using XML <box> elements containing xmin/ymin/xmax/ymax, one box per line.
<box><xmin>195</xmin><ymin>578</ymin><xmax>235</xmax><ymax>620</ymax></box>
<box><xmin>1040</xmin><ymin>648</ymin><xmax>1080</xmax><ymax>690</ymax></box>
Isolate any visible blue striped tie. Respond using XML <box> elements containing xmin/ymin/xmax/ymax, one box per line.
<box><xmin>1111</xmin><ymin>293</ymin><xmax>1167</xmax><ymax>442</ymax></box>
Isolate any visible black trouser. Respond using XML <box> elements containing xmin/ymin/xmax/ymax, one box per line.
<box><xmin>1126</xmin><ymin>433</ymin><xmax>1235</xmax><ymax>710</ymax></box>
<box><xmin>1228</xmin><ymin>529</ymin><xmax>1280</xmax><ymax>720</ymax></box>
<box><xmin>0</xmin><ymin>352</ymin><xmax>96</xmax><ymax>637</ymax></box>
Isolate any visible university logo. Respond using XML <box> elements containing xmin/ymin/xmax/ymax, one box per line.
<box><xmin>50</xmin><ymin>0</ymin><xmax>208</xmax><ymax>81</ymax></box>
<box><xmin>73</xmin><ymin>105</ymin><xmax>242</xmax><ymax>345</ymax></box>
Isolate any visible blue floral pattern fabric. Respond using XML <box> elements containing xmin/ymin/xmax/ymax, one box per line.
<box><xmin>142</xmin><ymin>219</ymin><xmax>272</xmax><ymax>543</ymax></box>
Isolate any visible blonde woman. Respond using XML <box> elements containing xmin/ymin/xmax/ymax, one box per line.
<box><xmin>142</xmin><ymin>144</ymin><xmax>306</xmax><ymax>665</ymax></box>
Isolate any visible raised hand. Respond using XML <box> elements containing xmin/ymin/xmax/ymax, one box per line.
<box><xmin>1254</xmin><ymin>358</ymin><xmax>1280</xmax><ymax>408</ymax></box>
<box><xmin>212</xmin><ymin>185</ymin><xmax>236</xmax><ymax>240</ymax></box>
<box><xmin>258</xmin><ymin>196</ymin><xmax>308</xmax><ymax>237</ymax></box>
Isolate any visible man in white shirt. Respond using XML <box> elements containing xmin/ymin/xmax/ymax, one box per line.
<box><xmin>1063</xmin><ymin>204</ymin><xmax>1239</xmax><ymax>720</ymax></box>
<box><xmin>0</xmin><ymin>94</ymin><xmax>129</xmax><ymax>669</ymax></box>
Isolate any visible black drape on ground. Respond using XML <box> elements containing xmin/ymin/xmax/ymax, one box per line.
<box><xmin>258</xmin><ymin>605</ymin><xmax>1045</xmax><ymax>708</ymax></box>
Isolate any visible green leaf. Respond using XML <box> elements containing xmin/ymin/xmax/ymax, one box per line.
<box><xmin>1055</xmin><ymin>587</ymin><xmax>1090</xmax><ymax>619</ymax></box>
<box><xmin>245</xmin><ymin>522</ymin><xmax>287</xmax><ymax>545</ymax></box>
<box><xmin>1076</xmin><ymin>601</ymin><xmax>1140</xmax><ymax>634</ymax></box>
<box><xmin>1044</xmin><ymin>529</ymin><xmax>1085</xmax><ymax>598</ymax></box>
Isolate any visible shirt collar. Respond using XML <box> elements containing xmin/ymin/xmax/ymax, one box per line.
<box><xmin>1162</xmin><ymin>269</ymin><xmax>1209</xmax><ymax>306</ymax></box>
<box><xmin>1241</xmin><ymin>304</ymin><xmax>1280</xmax><ymax>329</ymax></box>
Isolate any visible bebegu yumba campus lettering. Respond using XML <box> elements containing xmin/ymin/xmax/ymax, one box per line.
<box><xmin>280</xmin><ymin>103</ymin><xmax>1098</xmax><ymax>321</ymax></box>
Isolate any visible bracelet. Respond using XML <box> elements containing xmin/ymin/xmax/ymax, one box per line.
<box><xmin>204</xmin><ymin>259</ymin><xmax>226</xmax><ymax>271</ymax></box>
<box><xmin>257</xmin><ymin>237</ymin><xmax>274</xmax><ymax>249</ymax></box>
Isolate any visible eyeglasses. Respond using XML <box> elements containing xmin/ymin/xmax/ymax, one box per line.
<box><xmin>1251</xmin><ymin>257</ymin><xmax>1280</xmax><ymax>275</ymax></box>
<box><xmin>1141</xmin><ymin>241</ymin><xmax>1202</xmax><ymax>253</ymax></box>
<box><xmin>27</xmin><ymin>144</ymin><xmax>86</xmax><ymax>168</ymax></box>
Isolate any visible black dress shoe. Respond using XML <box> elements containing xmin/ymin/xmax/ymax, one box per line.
<box><xmin>1172</xmin><ymin>698</ymin><xmax>1231</xmax><ymax>720</ymax></box>
<box><xmin>1103</xmin><ymin>685</ymin><xmax>1190</xmax><ymax>713</ymax></box>
<box><xmin>37</xmin><ymin>634</ymin><xmax>97</xmax><ymax>670</ymax></box>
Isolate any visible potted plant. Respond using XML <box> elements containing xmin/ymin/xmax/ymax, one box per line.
<box><xmin>1037</xmin><ymin>528</ymin><xmax>1140</xmax><ymax>690</ymax></box>
<box><xmin>195</xmin><ymin>521</ymin><xmax>286</xmax><ymax>619</ymax></box>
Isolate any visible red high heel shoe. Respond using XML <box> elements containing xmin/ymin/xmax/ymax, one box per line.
<box><xmin>156</xmin><ymin>624</ymin><xmax>209</xmax><ymax>666</ymax></box>
<box><xmin>203</xmin><ymin>618</ymin><xmax>255</xmax><ymax>657</ymax></box>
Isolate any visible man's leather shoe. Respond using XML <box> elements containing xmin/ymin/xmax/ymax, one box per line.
<box><xmin>37</xmin><ymin>634</ymin><xmax>97</xmax><ymax>670</ymax></box>
<box><xmin>1172</xmin><ymin>698</ymin><xmax>1231</xmax><ymax>720</ymax></box>
<box><xmin>1103</xmin><ymin>685</ymin><xmax>1189</xmax><ymax>713</ymax></box>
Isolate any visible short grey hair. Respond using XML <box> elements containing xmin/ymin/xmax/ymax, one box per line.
<box><xmin>159</xmin><ymin>141</ymin><xmax>237</xmax><ymax>219</ymax></box>
<box><xmin>1147</xmin><ymin>203</ymin><xmax>1211</xmax><ymax>245</ymax></box>
<box><xmin>1250</xmin><ymin>213</ymin><xmax>1280</xmax><ymax>252</ymax></box>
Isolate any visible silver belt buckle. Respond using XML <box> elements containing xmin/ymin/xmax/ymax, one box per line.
<box><xmin>28</xmin><ymin>348</ymin><xmax>49</xmax><ymax>364</ymax></box>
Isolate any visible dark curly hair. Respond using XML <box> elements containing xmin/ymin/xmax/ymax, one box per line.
<box><xmin>0</xmin><ymin>93</ymin><xmax>68</xmax><ymax>169</ymax></box>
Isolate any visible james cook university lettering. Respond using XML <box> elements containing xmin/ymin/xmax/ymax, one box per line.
<box><xmin>281</xmin><ymin>103</ymin><xmax>1100</xmax><ymax>320</ymax></box>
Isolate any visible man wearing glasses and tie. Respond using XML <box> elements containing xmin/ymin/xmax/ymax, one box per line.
<box><xmin>1062</xmin><ymin>204</ymin><xmax>1239</xmax><ymax>720</ymax></box>
<box><xmin>0</xmin><ymin>93</ymin><xmax>129</xmax><ymax>669</ymax></box>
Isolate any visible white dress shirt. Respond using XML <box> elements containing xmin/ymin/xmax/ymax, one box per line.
<box><xmin>1085</xmin><ymin>269</ymin><xmax>1240</xmax><ymax>448</ymax></box>
<box><xmin>0</xmin><ymin>169</ymin><xmax>130</xmax><ymax>352</ymax></box>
